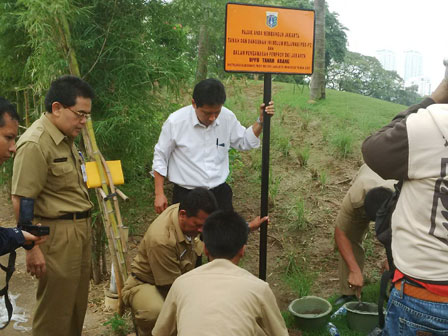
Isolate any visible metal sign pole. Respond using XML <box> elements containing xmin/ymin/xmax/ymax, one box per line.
<box><xmin>259</xmin><ymin>73</ymin><xmax>272</xmax><ymax>281</ymax></box>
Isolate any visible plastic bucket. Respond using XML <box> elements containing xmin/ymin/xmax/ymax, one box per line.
<box><xmin>344</xmin><ymin>301</ymin><xmax>383</xmax><ymax>333</ymax></box>
<box><xmin>288</xmin><ymin>296</ymin><xmax>332</xmax><ymax>330</ymax></box>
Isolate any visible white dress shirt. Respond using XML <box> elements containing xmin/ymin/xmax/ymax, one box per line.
<box><xmin>152</xmin><ymin>105</ymin><xmax>260</xmax><ymax>189</ymax></box>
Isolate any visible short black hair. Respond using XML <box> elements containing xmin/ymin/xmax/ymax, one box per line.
<box><xmin>364</xmin><ymin>187</ymin><xmax>393</xmax><ymax>221</ymax></box>
<box><xmin>0</xmin><ymin>97</ymin><xmax>20</xmax><ymax>127</ymax></box>
<box><xmin>179</xmin><ymin>188</ymin><xmax>218</xmax><ymax>217</ymax></box>
<box><xmin>202</xmin><ymin>210</ymin><xmax>248</xmax><ymax>259</ymax></box>
<box><xmin>192</xmin><ymin>78</ymin><xmax>226</xmax><ymax>107</ymax></box>
<box><xmin>44</xmin><ymin>75</ymin><xmax>95</xmax><ymax>113</ymax></box>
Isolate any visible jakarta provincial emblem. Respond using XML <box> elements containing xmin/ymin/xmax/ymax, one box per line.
<box><xmin>266</xmin><ymin>11</ymin><xmax>278</xmax><ymax>29</ymax></box>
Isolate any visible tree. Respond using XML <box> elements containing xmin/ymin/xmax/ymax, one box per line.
<box><xmin>324</xmin><ymin>9</ymin><xmax>347</xmax><ymax>68</ymax></box>
<box><xmin>327</xmin><ymin>51</ymin><xmax>422</xmax><ymax>105</ymax></box>
<box><xmin>310</xmin><ymin>0</ymin><xmax>326</xmax><ymax>100</ymax></box>
<box><xmin>169</xmin><ymin>0</ymin><xmax>227</xmax><ymax>81</ymax></box>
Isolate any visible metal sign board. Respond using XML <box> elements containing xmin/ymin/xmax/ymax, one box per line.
<box><xmin>225</xmin><ymin>3</ymin><xmax>315</xmax><ymax>75</ymax></box>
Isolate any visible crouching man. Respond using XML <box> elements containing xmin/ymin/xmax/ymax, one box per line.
<box><xmin>152</xmin><ymin>210</ymin><xmax>288</xmax><ymax>336</ymax></box>
<box><xmin>122</xmin><ymin>188</ymin><xmax>266</xmax><ymax>335</ymax></box>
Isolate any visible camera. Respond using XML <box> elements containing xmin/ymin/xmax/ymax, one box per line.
<box><xmin>17</xmin><ymin>197</ymin><xmax>50</xmax><ymax>236</ymax></box>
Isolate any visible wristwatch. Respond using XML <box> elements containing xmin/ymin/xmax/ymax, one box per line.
<box><xmin>256</xmin><ymin>117</ymin><xmax>263</xmax><ymax>125</ymax></box>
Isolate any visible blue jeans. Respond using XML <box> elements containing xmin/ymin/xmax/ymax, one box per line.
<box><xmin>383</xmin><ymin>286</ymin><xmax>448</xmax><ymax>335</ymax></box>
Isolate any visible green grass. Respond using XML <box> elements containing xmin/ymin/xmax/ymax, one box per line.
<box><xmin>103</xmin><ymin>313</ymin><xmax>133</xmax><ymax>336</ymax></box>
<box><xmin>227</xmin><ymin>148</ymin><xmax>243</xmax><ymax>185</ymax></box>
<box><xmin>269</xmin><ymin>173</ymin><xmax>282</xmax><ymax>205</ymax></box>
<box><xmin>318</xmin><ymin>170</ymin><xmax>328</xmax><ymax>189</ymax></box>
<box><xmin>297</xmin><ymin>145</ymin><xmax>311</xmax><ymax>167</ymax></box>
<box><xmin>287</xmin><ymin>197</ymin><xmax>308</xmax><ymax>230</ymax></box>
<box><xmin>284</xmin><ymin>253</ymin><xmax>316</xmax><ymax>297</ymax></box>
<box><xmin>331</xmin><ymin>130</ymin><xmax>354</xmax><ymax>158</ymax></box>
<box><xmin>273</xmin><ymin>83</ymin><xmax>405</xmax><ymax>157</ymax></box>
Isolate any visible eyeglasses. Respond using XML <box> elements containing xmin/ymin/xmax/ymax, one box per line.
<box><xmin>64</xmin><ymin>106</ymin><xmax>90</xmax><ymax>120</ymax></box>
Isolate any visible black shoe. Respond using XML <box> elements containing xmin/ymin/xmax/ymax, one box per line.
<box><xmin>334</xmin><ymin>295</ymin><xmax>357</xmax><ymax>306</ymax></box>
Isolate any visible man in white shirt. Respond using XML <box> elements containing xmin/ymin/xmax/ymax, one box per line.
<box><xmin>152</xmin><ymin>78</ymin><xmax>274</xmax><ymax>213</ymax></box>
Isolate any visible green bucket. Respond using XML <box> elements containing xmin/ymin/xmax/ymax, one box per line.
<box><xmin>288</xmin><ymin>296</ymin><xmax>332</xmax><ymax>330</ymax></box>
<box><xmin>345</xmin><ymin>301</ymin><xmax>383</xmax><ymax>333</ymax></box>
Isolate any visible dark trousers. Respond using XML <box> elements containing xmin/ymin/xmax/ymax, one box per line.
<box><xmin>172</xmin><ymin>182</ymin><xmax>234</xmax><ymax>211</ymax></box>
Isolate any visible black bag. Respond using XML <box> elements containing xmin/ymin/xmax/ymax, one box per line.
<box><xmin>374</xmin><ymin>180</ymin><xmax>402</xmax><ymax>329</ymax></box>
<box><xmin>375</xmin><ymin>180</ymin><xmax>402</xmax><ymax>272</ymax></box>
<box><xmin>0</xmin><ymin>251</ymin><xmax>16</xmax><ymax>329</ymax></box>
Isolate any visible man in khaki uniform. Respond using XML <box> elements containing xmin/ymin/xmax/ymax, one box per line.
<box><xmin>122</xmin><ymin>188</ymin><xmax>217</xmax><ymax>336</ymax></box>
<box><xmin>11</xmin><ymin>75</ymin><xmax>94</xmax><ymax>336</ymax></box>
<box><xmin>334</xmin><ymin>164</ymin><xmax>395</xmax><ymax>304</ymax></box>
<box><xmin>123</xmin><ymin>188</ymin><xmax>267</xmax><ymax>335</ymax></box>
<box><xmin>153</xmin><ymin>210</ymin><xmax>288</xmax><ymax>336</ymax></box>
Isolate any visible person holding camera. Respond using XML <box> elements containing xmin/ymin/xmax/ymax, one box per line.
<box><xmin>0</xmin><ymin>97</ymin><xmax>46</xmax><ymax>256</ymax></box>
<box><xmin>11</xmin><ymin>76</ymin><xmax>94</xmax><ymax>336</ymax></box>
<box><xmin>362</xmin><ymin>63</ymin><xmax>448</xmax><ymax>334</ymax></box>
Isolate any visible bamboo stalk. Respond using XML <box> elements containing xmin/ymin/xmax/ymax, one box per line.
<box><xmin>115</xmin><ymin>189</ymin><xmax>129</xmax><ymax>201</ymax></box>
<box><xmin>24</xmin><ymin>89</ymin><xmax>29</xmax><ymax>127</ymax></box>
<box><xmin>100</xmin><ymin>155</ymin><xmax>128</xmax><ymax>254</ymax></box>
<box><xmin>85</xmin><ymin>119</ymin><xmax>128</xmax><ymax>284</ymax></box>
<box><xmin>56</xmin><ymin>12</ymin><xmax>129</xmax><ymax>311</ymax></box>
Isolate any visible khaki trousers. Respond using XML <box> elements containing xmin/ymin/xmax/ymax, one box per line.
<box><xmin>122</xmin><ymin>275</ymin><xmax>164</xmax><ymax>336</ymax></box>
<box><xmin>336</xmin><ymin>205</ymin><xmax>369</xmax><ymax>296</ymax></box>
<box><xmin>32</xmin><ymin>217</ymin><xmax>91</xmax><ymax>336</ymax></box>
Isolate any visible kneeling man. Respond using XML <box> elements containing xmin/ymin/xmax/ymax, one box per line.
<box><xmin>153</xmin><ymin>210</ymin><xmax>288</xmax><ymax>336</ymax></box>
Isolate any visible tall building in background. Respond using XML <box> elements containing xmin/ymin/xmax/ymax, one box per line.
<box><xmin>376</xmin><ymin>49</ymin><xmax>396</xmax><ymax>71</ymax></box>
<box><xmin>407</xmin><ymin>76</ymin><xmax>432</xmax><ymax>96</ymax></box>
<box><xmin>404</xmin><ymin>50</ymin><xmax>423</xmax><ymax>81</ymax></box>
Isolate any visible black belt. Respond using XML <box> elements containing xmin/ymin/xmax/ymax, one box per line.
<box><xmin>57</xmin><ymin>211</ymin><xmax>90</xmax><ymax>220</ymax></box>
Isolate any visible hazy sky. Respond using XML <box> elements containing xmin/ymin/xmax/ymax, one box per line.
<box><xmin>325</xmin><ymin>0</ymin><xmax>448</xmax><ymax>90</ymax></box>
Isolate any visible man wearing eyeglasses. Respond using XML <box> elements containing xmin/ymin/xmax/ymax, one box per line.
<box><xmin>11</xmin><ymin>75</ymin><xmax>94</xmax><ymax>336</ymax></box>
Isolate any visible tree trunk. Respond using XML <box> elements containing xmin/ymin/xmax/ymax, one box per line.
<box><xmin>195</xmin><ymin>23</ymin><xmax>209</xmax><ymax>83</ymax></box>
<box><xmin>195</xmin><ymin>3</ymin><xmax>210</xmax><ymax>83</ymax></box>
<box><xmin>310</xmin><ymin>0</ymin><xmax>326</xmax><ymax>101</ymax></box>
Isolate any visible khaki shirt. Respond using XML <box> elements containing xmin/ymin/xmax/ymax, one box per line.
<box><xmin>131</xmin><ymin>204</ymin><xmax>203</xmax><ymax>286</ymax></box>
<box><xmin>153</xmin><ymin>259</ymin><xmax>289</xmax><ymax>336</ymax></box>
<box><xmin>336</xmin><ymin>164</ymin><xmax>396</xmax><ymax>235</ymax></box>
<box><xmin>12</xmin><ymin>114</ymin><xmax>91</xmax><ymax>218</ymax></box>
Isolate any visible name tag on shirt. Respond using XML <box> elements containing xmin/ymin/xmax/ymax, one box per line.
<box><xmin>53</xmin><ymin>157</ymin><xmax>67</xmax><ymax>163</ymax></box>
<box><xmin>78</xmin><ymin>151</ymin><xmax>88</xmax><ymax>183</ymax></box>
